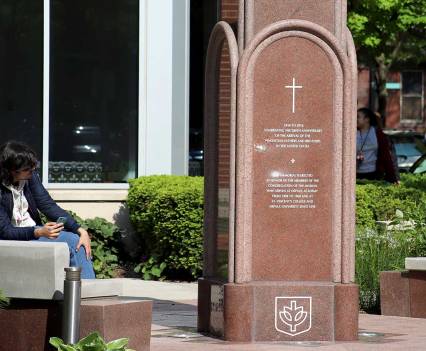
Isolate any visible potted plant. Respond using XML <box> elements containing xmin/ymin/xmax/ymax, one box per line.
<box><xmin>49</xmin><ymin>332</ymin><xmax>135</xmax><ymax>351</ymax></box>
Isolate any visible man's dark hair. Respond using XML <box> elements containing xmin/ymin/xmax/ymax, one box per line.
<box><xmin>0</xmin><ymin>141</ymin><xmax>38</xmax><ymax>185</ymax></box>
<box><xmin>357</xmin><ymin>107</ymin><xmax>378</xmax><ymax>127</ymax></box>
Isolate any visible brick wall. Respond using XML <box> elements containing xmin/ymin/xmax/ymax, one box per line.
<box><xmin>217</xmin><ymin>0</ymin><xmax>239</xmax><ymax>188</ymax></box>
<box><xmin>221</xmin><ymin>0</ymin><xmax>239</xmax><ymax>22</ymax></box>
<box><xmin>358</xmin><ymin>68</ymin><xmax>425</xmax><ymax>131</ymax></box>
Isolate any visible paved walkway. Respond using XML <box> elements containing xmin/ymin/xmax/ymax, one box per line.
<box><xmin>124</xmin><ymin>280</ymin><xmax>426</xmax><ymax>350</ymax></box>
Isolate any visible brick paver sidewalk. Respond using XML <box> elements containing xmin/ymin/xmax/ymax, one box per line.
<box><xmin>150</xmin><ymin>299</ymin><xmax>426</xmax><ymax>350</ymax></box>
<box><xmin>123</xmin><ymin>280</ymin><xmax>426</xmax><ymax>350</ymax></box>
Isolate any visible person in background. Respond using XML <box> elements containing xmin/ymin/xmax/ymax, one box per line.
<box><xmin>0</xmin><ymin>141</ymin><xmax>95</xmax><ymax>278</ymax></box>
<box><xmin>374</xmin><ymin>111</ymin><xmax>400</xmax><ymax>181</ymax></box>
<box><xmin>356</xmin><ymin>108</ymin><xmax>399</xmax><ymax>184</ymax></box>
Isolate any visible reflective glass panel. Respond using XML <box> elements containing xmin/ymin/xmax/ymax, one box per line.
<box><xmin>49</xmin><ymin>0</ymin><xmax>139</xmax><ymax>183</ymax></box>
<box><xmin>402</xmin><ymin>71</ymin><xmax>423</xmax><ymax>95</ymax></box>
<box><xmin>0</xmin><ymin>1</ymin><xmax>43</xmax><ymax>162</ymax></box>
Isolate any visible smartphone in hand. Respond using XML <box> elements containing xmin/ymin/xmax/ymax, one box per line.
<box><xmin>56</xmin><ymin>216</ymin><xmax>67</xmax><ymax>225</ymax></box>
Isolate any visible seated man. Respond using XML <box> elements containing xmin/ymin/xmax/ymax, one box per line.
<box><xmin>0</xmin><ymin>141</ymin><xmax>95</xmax><ymax>279</ymax></box>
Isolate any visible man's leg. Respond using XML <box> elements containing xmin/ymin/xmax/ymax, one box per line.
<box><xmin>36</xmin><ymin>231</ymin><xmax>96</xmax><ymax>279</ymax></box>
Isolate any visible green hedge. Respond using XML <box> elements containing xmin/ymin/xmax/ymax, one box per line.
<box><xmin>356</xmin><ymin>175</ymin><xmax>426</xmax><ymax>228</ymax></box>
<box><xmin>127</xmin><ymin>175</ymin><xmax>204</xmax><ymax>280</ymax></box>
<box><xmin>355</xmin><ymin>174</ymin><xmax>426</xmax><ymax>313</ymax></box>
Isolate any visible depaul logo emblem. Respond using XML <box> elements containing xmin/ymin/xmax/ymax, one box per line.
<box><xmin>275</xmin><ymin>296</ymin><xmax>312</xmax><ymax>336</ymax></box>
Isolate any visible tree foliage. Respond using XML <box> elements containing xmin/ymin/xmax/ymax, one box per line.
<box><xmin>348</xmin><ymin>0</ymin><xmax>426</xmax><ymax>117</ymax></box>
<box><xmin>349</xmin><ymin>0</ymin><xmax>426</xmax><ymax>65</ymax></box>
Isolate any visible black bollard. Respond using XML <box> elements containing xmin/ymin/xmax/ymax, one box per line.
<box><xmin>62</xmin><ymin>267</ymin><xmax>81</xmax><ymax>344</ymax></box>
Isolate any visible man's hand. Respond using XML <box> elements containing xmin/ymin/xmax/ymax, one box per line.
<box><xmin>34</xmin><ymin>222</ymin><xmax>64</xmax><ymax>239</ymax></box>
<box><xmin>77</xmin><ymin>227</ymin><xmax>92</xmax><ymax>260</ymax></box>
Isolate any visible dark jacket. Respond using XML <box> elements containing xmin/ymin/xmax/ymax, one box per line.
<box><xmin>375</xmin><ymin>128</ymin><xmax>399</xmax><ymax>183</ymax></box>
<box><xmin>0</xmin><ymin>173</ymin><xmax>80</xmax><ymax>240</ymax></box>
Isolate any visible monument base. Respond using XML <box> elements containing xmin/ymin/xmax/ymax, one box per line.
<box><xmin>198</xmin><ymin>278</ymin><xmax>358</xmax><ymax>342</ymax></box>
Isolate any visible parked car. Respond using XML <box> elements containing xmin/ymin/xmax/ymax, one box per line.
<box><xmin>409</xmin><ymin>154</ymin><xmax>426</xmax><ymax>174</ymax></box>
<box><xmin>189</xmin><ymin>128</ymin><xmax>203</xmax><ymax>176</ymax></box>
<box><xmin>384</xmin><ymin>131</ymin><xmax>426</xmax><ymax>172</ymax></box>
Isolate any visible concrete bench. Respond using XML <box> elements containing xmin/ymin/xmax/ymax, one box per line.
<box><xmin>380</xmin><ymin>257</ymin><xmax>426</xmax><ymax>318</ymax></box>
<box><xmin>0</xmin><ymin>240</ymin><xmax>152</xmax><ymax>351</ymax></box>
<box><xmin>0</xmin><ymin>240</ymin><xmax>123</xmax><ymax>299</ymax></box>
<box><xmin>405</xmin><ymin>257</ymin><xmax>426</xmax><ymax>271</ymax></box>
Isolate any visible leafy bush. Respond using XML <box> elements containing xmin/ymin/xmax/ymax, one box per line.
<box><xmin>356</xmin><ymin>176</ymin><xmax>426</xmax><ymax>228</ymax></box>
<box><xmin>128</xmin><ymin>175</ymin><xmax>204</xmax><ymax>280</ymax></box>
<box><xmin>85</xmin><ymin>218</ymin><xmax>122</xmax><ymax>279</ymax></box>
<box><xmin>0</xmin><ymin>289</ymin><xmax>9</xmax><ymax>309</ymax></box>
<box><xmin>355</xmin><ymin>174</ymin><xmax>426</xmax><ymax>313</ymax></box>
<box><xmin>50</xmin><ymin>332</ymin><xmax>134</xmax><ymax>351</ymax></box>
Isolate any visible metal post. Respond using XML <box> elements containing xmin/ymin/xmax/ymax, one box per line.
<box><xmin>62</xmin><ymin>267</ymin><xmax>81</xmax><ymax>344</ymax></box>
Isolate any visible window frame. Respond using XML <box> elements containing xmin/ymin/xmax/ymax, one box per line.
<box><xmin>42</xmin><ymin>0</ymin><xmax>146</xmax><ymax>190</ymax></box>
<box><xmin>400</xmin><ymin>70</ymin><xmax>424</xmax><ymax>123</ymax></box>
<box><xmin>40</xmin><ymin>0</ymin><xmax>189</xmax><ymax>190</ymax></box>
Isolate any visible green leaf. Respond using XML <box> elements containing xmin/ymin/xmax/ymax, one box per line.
<box><xmin>49</xmin><ymin>337</ymin><xmax>65</xmax><ymax>348</ymax></box>
<box><xmin>79</xmin><ymin>346</ymin><xmax>104</xmax><ymax>351</ymax></box>
<box><xmin>395</xmin><ymin>209</ymin><xmax>404</xmax><ymax>219</ymax></box>
<box><xmin>59</xmin><ymin>344</ymin><xmax>77</xmax><ymax>351</ymax></box>
<box><xmin>0</xmin><ymin>289</ymin><xmax>10</xmax><ymax>308</ymax></box>
<box><xmin>106</xmin><ymin>338</ymin><xmax>129</xmax><ymax>350</ymax></box>
<box><xmin>151</xmin><ymin>267</ymin><xmax>162</xmax><ymax>277</ymax></box>
<box><xmin>76</xmin><ymin>331</ymin><xmax>104</xmax><ymax>347</ymax></box>
<box><xmin>133</xmin><ymin>263</ymin><xmax>142</xmax><ymax>273</ymax></box>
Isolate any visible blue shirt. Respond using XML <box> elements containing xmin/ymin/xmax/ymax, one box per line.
<box><xmin>357</xmin><ymin>127</ymin><xmax>378</xmax><ymax>173</ymax></box>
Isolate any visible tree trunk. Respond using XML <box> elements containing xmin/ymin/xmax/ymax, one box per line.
<box><xmin>375</xmin><ymin>58</ymin><xmax>388</xmax><ymax>126</ymax></box>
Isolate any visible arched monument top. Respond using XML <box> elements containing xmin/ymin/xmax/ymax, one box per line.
<box><xmin>239</xmin><ymin>19</ymin><xmax>350</xmax><ymax>79</ymax></box>
<box><xmin>206</xmin><ymin>21</ymin><xmax>239</xmax><ymax>77</ymax></box>
<box><xmin>240</xmin><ymin>0</ymin><xmax>348</xmax><ymax>50</ymax></box>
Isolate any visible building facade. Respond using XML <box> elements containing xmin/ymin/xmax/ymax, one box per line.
<box><xmin>358</xmin><ymin>67</ymin><xmax>426</xmax><ymax>131</ymax></box>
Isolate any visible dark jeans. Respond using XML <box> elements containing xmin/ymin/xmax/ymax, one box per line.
<box><xmin>35</xmin><ymin>231</ymin><xmax>96</xmax><ymax>279</ymax></box>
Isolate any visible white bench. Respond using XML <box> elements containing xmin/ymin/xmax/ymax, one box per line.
<box><xmin>0</xmin><ymin>240</ymin><xmax>122</xmax><ymax>299</ymax></box>
<box><xmin>405</xmin><ymin>257</ymin><xmax>426</xmax><ymax>271</ymax></box>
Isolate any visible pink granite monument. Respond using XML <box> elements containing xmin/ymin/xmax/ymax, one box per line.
<box><xmin>199</xmin><ymin>0</ymin><xmax>359</xmax><ymax>342</ymax></box>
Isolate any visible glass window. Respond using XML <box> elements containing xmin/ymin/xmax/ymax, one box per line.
<box><xmin>0</xmin><ymin>1</ymin><xmax>43</xmax><ymax>160</ymax></box>
<box><xmin>402</xmin><ymin>71</ymin><xmax>423</xmax><ymax>95</ymax></box>
<box><xmin>401</xmin><ymin>71</ymin><xmax>424</xmax><ymax>121</ymax></box>
<box><xmin>49</xmin><ymin>0</ymin><xmax>139</xmax><ymax>183</ymax></box>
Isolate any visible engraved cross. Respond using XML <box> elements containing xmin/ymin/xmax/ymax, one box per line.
<box><xmin>285</xmin><ymin>77</ymin><xmax>303</xmax><ymax>113</ymax></box>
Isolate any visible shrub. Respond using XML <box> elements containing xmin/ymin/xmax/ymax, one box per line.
<box><xmin>355</xmin><ymin>174</ymin><xmax>426</xmax><ymax>313</ymax></box>
<box><xmin>127</xmin><ymin>175</ymin><xmax>204</xmax><ymax>280</ymax></box>
<box><xmin>356</xmin><ymin>176</ymin><xmax>426</xmax><ymax>228</ymax></box>
<box><xmin>84</xmin><ymin>217</ymin><xmax>122</xmax><ymax>279</ymax></box>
